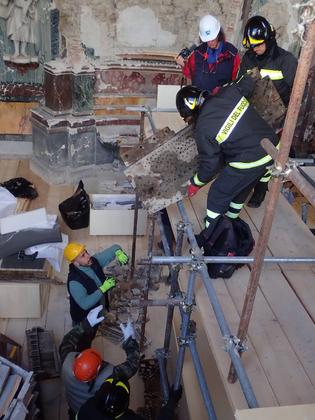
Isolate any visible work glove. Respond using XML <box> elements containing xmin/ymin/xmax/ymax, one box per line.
<box><xmin>115</xmin><ymin>248</ymin><xmax>129</xmax><ymax>266</ymax></box>
<box><xmin>99</xmin><ymin>276</ymin><xmax>116</xmax><ymax>294</ymax></box>
<box><xmin>120</xmin><ymin>318</ymin><xmax>135</xmax><ymax>342</ymax></box>
<box><xmin>87</xmin><ymin>305</ymin><xmax>105</xmax><ymax>327</ymax></box>
<box><xmin>187</xmin><ymin>183</ymin><xmax>200</xmax><ymax>198</ymax></box>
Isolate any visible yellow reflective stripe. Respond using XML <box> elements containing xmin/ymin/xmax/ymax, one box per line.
<box><xmin>206</xmin><ymin>209</ymin><xmax>220</xmax><ymax>219</ymax></box>
<box><xmin>226</xmin><ymin>211</ymin><xmax>239</xmax><ymax>219</ymax></box>
<box><xmin>248</xmin><ymin>35</ymin><xmax>264</xmax><ymax>45</ymax></box>
<box><xmin>260</xmin><ymin>175</ymin><xmax>271</xmax><ymax>182</ymax></box>
<box><xmin>260</xmin><ymin>69</ymin><xmax>284</xmax><ymax>80</ymax></box>
<box><xmin>216</xmin><ymin>97</ymin><xmax>249</xmax><ymax>144</ymax></box>
<box><xmin>229</xmin><ymin>142</ymin><xmax>280</xmax><ymax>170</ymax></box>
<box><xmin>229</xmin><ymin>154</ymin><xmax>272</xmax><ymax>169</ymax></box>
<box><xmin>230</xmin><ymin>202</ymin><xmax>243</xmax><ymax>210</ymax></box>
<box><xmin>116</xmin><ymin>381</ymin><xmax>130</xmax><ymax>394</ymax></box>
<box><xmin>193</xmin><ymin>173</ymin><xmax>206</xmax><ymax>186</ymax></box>
<box><xmin>184</xmin><ymin>97</ymin><xmax>197</xmax><ymax>110</ymax></box>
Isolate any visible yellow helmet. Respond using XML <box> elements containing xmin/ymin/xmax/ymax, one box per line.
<box><xmin>64</xmin><ymin>242</ymin><xmax>86</xmax><ymax>262</ymax></box>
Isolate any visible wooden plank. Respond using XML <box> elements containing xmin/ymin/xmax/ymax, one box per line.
<box><xmin>189</xmin><ymin>194</ymin><xmax>315</xmax><ymax>405</ymax></box>
<box><xmin>0</xmin><ymin>283</ymin><xmax>48</xmax><ymax>318</ymax></box>
<box><xmin>282</xmin><ymin>269</ymin><xmax>315</xmax><ymax>322</ymax></box>
<box><xmin>258</xmin><ymin>269</ymin><xmax>315</xmax><ymax>385</ymax></box>
<box><xmin>0</xmin><ymin>364</ymin><xmax>10</xmax><ymax>394</ymax></box>
<box><xmin>0</xmin><ymin>374</ymin><xmax>22</xmax><ymax>416</ymax></box>
<box><xmin>225</xmin><ymin>272</ymin><xmax>315</xmax><ymax>405</ymax></box>
<box><xmin>245</xmin><ymin>194</ymin><xmax>315</xmax><ymax>270</ymax></box>
<box><xmin>167</xmin><ymin>200</ymin><xmax>279</xmax><ymax>410</ymax></box>
<box><xmin>236</xmin><ymin>403</ymin><xmax>315</xmax><ymax>420</ymax></box>
<box><xmin>172</xmin><ymin>196</ymin><xmax>314</xmax><ymax>404</ymax></box>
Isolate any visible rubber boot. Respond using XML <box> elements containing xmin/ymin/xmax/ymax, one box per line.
<box><xmin>247</xmin><ymin>182</ymin><xmax>268</xmax><ymax>208</ymax></box>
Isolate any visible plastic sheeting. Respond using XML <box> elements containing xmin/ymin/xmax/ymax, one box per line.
<box><xmin>24</xmin><ymin>233</ymin><xmax>68</xmax><ymax>272</ymax></box>
<box><xmin>0</xmin><ymin>187</ymin><xmax>17</xmax><ymax>218</ymax></box>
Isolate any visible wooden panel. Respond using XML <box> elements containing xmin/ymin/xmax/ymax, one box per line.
<box><xmin>282</xmin><ymin>269</ymin><xmax>315</xmax><ymax>322</ymax></box>
<box><xmin>190</xmin><ymin>194</ymin><xmax>315</xmax><ymax>405</ymax></box>
<box><xmin>235</xmin><ymin>404</ymin><xmax>315</xmax><ymax>420</ymax></box>
<box><xmin>0</xmin><ymin>283</ymin><xmax>49</xmax><ymax>318</ymax></box>
<box><xmin>167</xmin><ymin>200</ymin><xmax>278</xmax><ymax>411</ymax></box>
<box><xmin>245</xmin><ymin>194</ymin><xmax>315</xmax><ymax>270</ymax></box>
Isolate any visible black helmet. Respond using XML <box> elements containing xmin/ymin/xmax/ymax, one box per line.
<box><xmin>242</xmin><ymin>16</ymin><xmax>275</xmax><ymax>48</ymax></box>
<box><xmin>176</xmin><ymin>85</ymin><xmax>203</xmax><ymax>120</ymax></box>
<box><xmin>95</xmin><ymin>377</ymin><xmax>130</xmax><ymax>417</ymax></box>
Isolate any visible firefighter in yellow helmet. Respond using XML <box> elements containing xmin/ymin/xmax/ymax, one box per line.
<box><xmin>64</xmin><ymin>242</ymin><xmax>129</xmax><ymax>324</ymax></box>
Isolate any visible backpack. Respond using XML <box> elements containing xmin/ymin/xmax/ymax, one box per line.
<box><xmin>1</xmin><ymin>177</ymin><xmax>38</xmax><ymax>199</ymax></box>
<box><xmin>58</xmin><ymin>180</ymin><xmax>90</xmax><ymax>230</ymax></box>
<box><xmin>203</xmin><ymin>216</ymin><xmax>254</xmax><ymax>279</ymax></box>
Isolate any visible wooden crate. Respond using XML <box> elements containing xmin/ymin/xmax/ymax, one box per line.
<box><xmin>0</xmin><ymin>283</ymin><xmax>50</xmax><ymax>318</ymax></box>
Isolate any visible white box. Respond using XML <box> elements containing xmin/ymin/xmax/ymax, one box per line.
<box><xmin>89</xmin><ymin>194</ymin><xmax>147</xmax><ymax>235</ymax></box>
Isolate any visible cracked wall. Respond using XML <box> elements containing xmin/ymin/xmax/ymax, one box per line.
<box><xmin>54</xmin><ymin>0</ymin><xmax>301</xmax><ymax>65</ymax></box>
<box><xmin>54</xmin><ymin>0</ymin><xmax>244</xmax><ymax>62</ymax></box>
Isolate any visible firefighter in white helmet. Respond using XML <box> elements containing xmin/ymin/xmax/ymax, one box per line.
<box><xmin>175</xmin><ymin>15</ymin><xmax>240</xmax><ymax>93</ymax></box>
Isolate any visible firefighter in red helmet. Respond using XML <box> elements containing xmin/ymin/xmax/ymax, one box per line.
<box><xmin>59</xmin><ymin>306</ymin><xmax>140</xmax><ymax>419</ymax></box>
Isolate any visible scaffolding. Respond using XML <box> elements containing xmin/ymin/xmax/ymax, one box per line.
<box><xmin>126</xmin><ymin>17</ymin><xmax>315</xmax><ymax>420</ymax></box>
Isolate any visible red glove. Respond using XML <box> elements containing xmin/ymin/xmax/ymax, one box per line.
<box><xmin>187</xmin><ymin>183</ymin><xmax>200</xmax><ymax>197</ymax></box>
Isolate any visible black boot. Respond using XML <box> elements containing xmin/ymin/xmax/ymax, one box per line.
<box><xmin>247</xmin><ymin>183</ymin><xmax>268</xmax><ymax>208</ymax></box>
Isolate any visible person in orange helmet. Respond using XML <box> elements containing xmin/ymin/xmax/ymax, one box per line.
<box><xmin>59</xmin><ymin>305</ymin><xmax>140</xmax><ymax>420</ymax></box>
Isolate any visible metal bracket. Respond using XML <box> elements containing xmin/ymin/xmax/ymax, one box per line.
<box><xmin>293</xmin><ymin>1</ymin><xmax>315</xmax><ymax>45</ymax></box>
<box><xmin>155</xmin><ymin>348</ymin><xmax>169</xmax><ymax>360</ymax></box>
<box><xmin>224</xmin><ymin>335</ymin><xmax>248</xmax><ymax>354</ymax></box>
<box><xmin>177</xmin><ymin>321</ymin><xmax>197</xmax><ymax>346</ymax></box>
<box><xmin>176</xmin><ymin>220</ymin><xmax>186</xmax><ymax>232</ymax></box>
<box><xmin>268</xmin><ymin>158</ymin><xmax>298</xmax><ymax>182</ymax></box>
<box><xmin>180</xmin><ymin>299</ymin><xmax>194</xmax><ymax>314</ymax></box>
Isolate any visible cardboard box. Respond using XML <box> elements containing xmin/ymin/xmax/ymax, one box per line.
<box><xmin>89</xmin><ymin>194</ymin><xmax>147</xmax><ymax>235</ymax></box>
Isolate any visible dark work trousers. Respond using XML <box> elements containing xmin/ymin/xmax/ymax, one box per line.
<box><xmin>207</xmin><ymin>164</ymin><xmax>269</xmax><ymax>213</ymax></box>
<box><xmin>202</xmin><ymin>164</ymin><xmax>269</xmax><ymax>240</ymax></box>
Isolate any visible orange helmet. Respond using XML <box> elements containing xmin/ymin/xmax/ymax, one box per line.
<box><xmin>73</xmin><ymin>348</ymin><xmax>102</xmax><ymax>382</ymax></box>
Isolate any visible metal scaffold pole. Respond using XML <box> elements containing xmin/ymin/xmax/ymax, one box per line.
<box><xmin>139</xmin><ymin>215</ymin><xmax>156</xmax><ymax>351</ymax></box>
<box><xmin>176</xmin><ymin>200</ymin><xmax>258</xmax><ymax>408</ymax></box>
<box><xmin>228</xmin><ymin>18</ymin><xmax>315</xmax><ymax>384</ymax></box>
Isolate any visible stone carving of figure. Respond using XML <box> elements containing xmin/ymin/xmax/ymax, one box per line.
<box><xmin>0</xmin><ymin>0</ymin><xmax>39</xmax><ymax>63</ymax></box>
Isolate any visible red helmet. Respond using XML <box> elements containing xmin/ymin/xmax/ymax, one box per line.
<box><xmin>73</xmin><ymin>349</ymin><xmax>102</xmax><ymax>382</ymax></box>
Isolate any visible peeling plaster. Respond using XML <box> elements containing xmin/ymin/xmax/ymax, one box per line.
<box><xmin>116</xmin><ymin>6</ymin><xmax>176</xmax><ymax>47</ymax></box>
<box><xmin>80</xmin><ymin>6</ymin><xmax>102</xmax><ymax>57</ymax></box>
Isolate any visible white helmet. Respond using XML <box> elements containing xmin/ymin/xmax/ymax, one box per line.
<box><xmin>199</xmin><ymin>15</ymin><xmax>221</xmax><ymax>42</ymax></box>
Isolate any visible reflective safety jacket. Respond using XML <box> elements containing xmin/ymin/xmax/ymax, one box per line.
<box><xmin>191</xmin><ymin>84</ymin><xmax>278</xmax><ymax>187</ymax></box>
<box><xmin>183</xmin><ymin>41</ymin><xmax>240</xmax><ymax>92</ymax></box>
<box><xmin>238</xmin><ymin>44</ymin><xmax>297</xmax><ymax>106</ymax></box>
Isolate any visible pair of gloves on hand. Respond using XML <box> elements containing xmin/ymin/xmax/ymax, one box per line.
<box><xmin>98</xmin><ymin>248</ymin><xmax>129</xmax><ymax>294</ymax></box>
<box><xmin>87</xmin><ymin>306</ymin><xmax>135</xmax><ymax>342</ymax></box>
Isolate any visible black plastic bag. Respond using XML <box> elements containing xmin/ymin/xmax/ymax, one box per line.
<box><xmin>1</xmin><ymin>177</ymin><xmax>38</xmax><ymax>199</ymax></box>
<box><xmin>203</xmin><ymin>216</ymin><xmax>254</xmax><ymax>279</ymax></box>
<box><xmin>58</xmin><ymin>180</ymin><xmax>90</xmax><ymax>230</ymax></box>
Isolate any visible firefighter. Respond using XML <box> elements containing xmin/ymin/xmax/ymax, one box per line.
<box><xmin>64</xmin><ymin>242</ymin><xmax>129</xmax><ymax>325</ymax></box>
<box><xmin>59</xmin><ymin>305</ymin><xmax>140</xmax><ymax>419</ymax></box>
<box><xmin>175</xmin><ymin>84</ymin><xmax>279</xmax><ymax>246</ymax></box>
<box><xmin>175</xmin><ymin>15</ymin><xmax>240</xmax><ymax>93</ymax></box>
<box><xmin>238</xmin><ymin>15</ymin><xmax>298</xmax><ymax>207</ymax></box>
<box><xmin>77</xmin><ymin>377</ymin><xmax>183</xmax><ymax>419</ymax></box>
